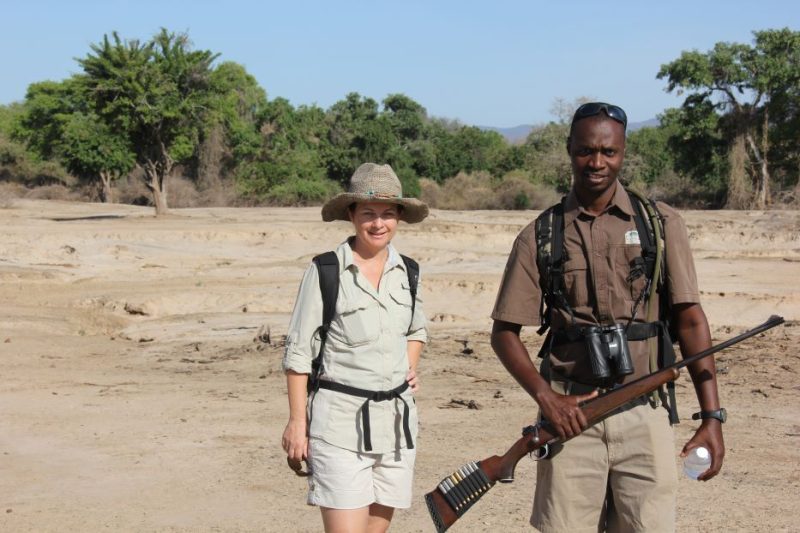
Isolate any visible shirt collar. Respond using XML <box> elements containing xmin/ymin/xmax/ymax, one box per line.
<box><xmin>563</xmin><ymin>180</ymin><xmax>635</xmax><ymax>226</ymax></box>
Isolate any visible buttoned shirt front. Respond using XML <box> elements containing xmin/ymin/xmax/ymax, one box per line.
<box><xmin>283</xmin><ymin>239</ymin><xmax>427</xmax><ymax>453</ymax></box>
<box><xmin>492</xmin><ymin>182</ymin><xmax>700</xmax><ymax>384</ymax></box>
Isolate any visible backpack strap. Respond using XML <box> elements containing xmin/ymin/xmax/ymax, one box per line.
<box><xmin>308</xmin><ymin>251</ymin><xmax>339</xmax><ymax>393</ymax></box>
<box><xmin>627</xmin><ymin>190</ymin><xmax>657</xmax><ymax>284</ymax></box>
<box><xmin>626</xmin><ymin>189</ymin><xmax>680</xmax><ymax>424</ymax></box>
<box><xmin>400</xmin><ymin>254</ymin><xmax>419</xmax><ymax>325</ymax></box>
<box><xmin>535</xmin><ymin>198</ymin><xmax>573</xmax><ymax>336</ymax></box>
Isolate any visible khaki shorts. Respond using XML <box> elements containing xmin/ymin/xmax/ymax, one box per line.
<box><xmin>307</xmin><ymin>438</ymin><xmax>416</xmax><ymax>510</ymax></box>
<box><xmin>532</xmin><ymin>380</ymin><xmax>678</xmax><ymax>533</ymax></box>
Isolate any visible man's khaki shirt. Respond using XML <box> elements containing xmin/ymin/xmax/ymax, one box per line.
<box><xmin>492</xmin><ymin>182</ymin><xmax>700</xmax><ymax>384</ymax></box>
<box><xmin>283</xmin><ymin>239</ymin><xmax>427</xmax><ymax>453</ymax></box>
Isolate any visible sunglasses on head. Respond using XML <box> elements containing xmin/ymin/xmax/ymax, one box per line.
<box><xmin>572</xmin><ymin>102</ymin><xmax>628</xmax><ymax>129</ymax></box>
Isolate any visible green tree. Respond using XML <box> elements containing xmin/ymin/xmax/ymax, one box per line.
<box><xmin>60</xmin><ymin>112</ymin><xmax>135</xmax><ymax>202</ymax></box>
<box><xmin>625</xmin><ymin>124</ymin><xmax>673</xmax><ymax>186</ymax></box>
<box><xmin>78</xmin><ymin>29</ymin><xmax>219</xmax><ymax>214</ymax></box>
<box><xmin>322</xmin><ymin>93</ymin><xmax>394</xmax><ymax>184</ymax></box>
<box><xmin>199</xmin><ymin>61</ymin><xmax>267</xmax><ymax>194</ymax></box>
<box><xmin>425</xmin><ymin>123</ymin><xmax>513</xmax><ymax>183</ymax></box>
<box><xmin>382</xmin><ymin>93</ymin><xmax>426</xmax><ymax>141</ymax></box>
<box><xmin>15</xmin><ymin>79</ymin><xmax>82</xmax><ymax>161</ymax></box>
<box><xmin>236</xmin><ymin>98</ymin><xmax>335</xmax><ymax>204</ymax></box>
<box><xmin>0</xmin><ymin>103</ymin><xmax>24</xmax><ymax>137</ymax></box>
<box><xmin>658</xmin><ymin>28</ymin><xmax>800</xmax><ymax>207</ymax></box>
<box><xmin>14</xmin><ymin>77</ymin><xmax>132</xmax><ymax>199</ymax></box>
<box><xmin>523</xmin><ymin>121</ymin><xmax>571</xmax><ymax>191</ymax></box>
<box><xmin>659</xmin><ymin>100</ymin><xmax>727</xmax><ymax>191</ymax></box>
<box><xmin>520</xmin><ymin>97</ymin><xmax>594</xmax><ymax>192</ymax></box>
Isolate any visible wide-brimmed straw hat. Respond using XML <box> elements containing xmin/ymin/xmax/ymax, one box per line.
<box><xmin>321</xmin><ymin>163</ymin><xmax>429</xmax><ymax>223</ymax></box>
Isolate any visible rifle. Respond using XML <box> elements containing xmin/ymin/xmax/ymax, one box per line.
<box><xmin>425</xmin><ymin>315</ymin><xmax>784</xmax><ymax>532</ymax></box>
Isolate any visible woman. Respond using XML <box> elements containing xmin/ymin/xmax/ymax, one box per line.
<box><xmin>281</xmin><ymin>162</ymin><xmax>429</xmax><ymax>533</ymax></box>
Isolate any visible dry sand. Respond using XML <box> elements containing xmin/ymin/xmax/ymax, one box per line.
<box><xmin>1</xmin><ymin>199</ymin><xmax>799</xmax><ymax>532</ymax></box>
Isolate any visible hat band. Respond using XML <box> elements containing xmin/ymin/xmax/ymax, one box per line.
<box><xmin>366</xmin><ymin>191</ymin><xmax>403</xmax><ymax>199</ymax></box>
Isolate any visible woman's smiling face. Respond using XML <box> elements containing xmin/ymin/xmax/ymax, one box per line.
<box><xmin>349</xmin><ymin>202</ymin><xmax>400</xmax><ymax>254</ymax></box>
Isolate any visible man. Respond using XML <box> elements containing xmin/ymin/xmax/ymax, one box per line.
<box><xmin>490</xmin><ymin>102</ymin><xmax>725</xmax><ymax>532</ymax></box>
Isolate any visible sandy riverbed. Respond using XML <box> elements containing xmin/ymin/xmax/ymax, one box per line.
<box><xmin>1</xmin><ymin>199</ymin><xmax>798</xmax><ymax>532</ymax></box>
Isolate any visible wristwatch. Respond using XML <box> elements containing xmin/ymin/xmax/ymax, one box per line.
<box><xmin>692</xmin><ymin>408</ymin><xmax>727</xmax><ymax>423</ymax></box>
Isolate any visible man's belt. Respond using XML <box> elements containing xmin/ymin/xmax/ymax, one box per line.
<box><xmin>551</xmin><ymin>322</ymin><xmax>660</xmax><ymax>346</ymax></box>
<box><xmin>317</xmin><ymin>379</ymin><xmax>413</xmax><ymax>452</ymax></box>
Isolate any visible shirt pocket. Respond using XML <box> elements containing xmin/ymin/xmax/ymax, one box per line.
<box><xmin>333</xmin><ymin>292</ymin><xmax>378</xmax><ymax>347</ymax></box>
<box><xmin>612</xmin><ymin>244</ymin><xmax>647</xmax><ymax>302</ymax></box>
<box><xmin>389</xmin><ymin>282</ymin><xmax>414</xmax><ymax>335</ymax></box>
<box><xmin>562</xmin><ymin>254</ymin><xmax>590</xmax><ymax>308</ymax></box>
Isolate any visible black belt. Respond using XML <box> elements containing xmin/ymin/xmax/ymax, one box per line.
<box><xmin>551</xmin><ymin>322</ymin><xmax>660</xmax><ymax>347</ymax></box>
<box><xmin>317</xmin><ymin>380</ymin><xmax>413</xmax><ymax>452</ymax></box>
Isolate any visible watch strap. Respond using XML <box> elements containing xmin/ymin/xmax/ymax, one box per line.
<box><xmin>691</xmin><ymin>408</ymin><xmax>726</xmax><ymax>423</ymax></box>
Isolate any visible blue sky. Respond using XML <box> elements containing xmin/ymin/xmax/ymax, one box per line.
<box><xmin>2</xmin><ymin>0</ymin><xmax>798</xmax><ymax>127</ymax></box>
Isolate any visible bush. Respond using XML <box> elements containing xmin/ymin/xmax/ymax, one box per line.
<box><xmin>432</xmin><ymin>171</ymin><xmax>496</xmax><ymax>210</ymax></box>
<box><xmin>395</xmin><ymin>166</ymin><xmax>421</xmax><ymax>198</ymax></box>
<box><xmin>168</xmin><ymin>176</ymin><xmax>201</xmax><ymax>208</ymax></box>
<box><xmin>0</xmin><ymin>181</ymin><xmax>26</xmax><ymax>208</ymax></box>
<box><xmin>25</xmin><ymin>184</ymin><xmax>75</xmax><ymax>201</ymax></box>
<box><xmin>264</xmin><ymin>177</ymin><xmax>342</xmax><ymax>206</ymax></box>
<box><xmin>420</xmin><ymin>171</ymin><xmax>560</xmax><ymax>210</ymax></box>
<box><xmin>627</xmin><ymin>171</ymin><xmax>724</xmax><ymax>209</ymax></box>
<box><xmin>197</xmin><ymin>181</ymin><xmax>241</xmax><ymax>207</ymax></box>
<box><xmin>419</xmin><ymin>178</ymin><xmax>441</xmax><ymax>208</ymax></box>
<box><xmin>495</xmin><ymin>174</ymin><xmax>560</xmax><ymax>210</ymax></box>
<box><xmin>115</xmin><ymin>172</ymin><xmax>152</xmax><ymax>206</ymax></box>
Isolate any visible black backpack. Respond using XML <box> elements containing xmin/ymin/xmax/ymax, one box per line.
<box><xmin>306</xmin><ymin>251</ymin><xmax>419</xmax><ymax>394</ymax></box>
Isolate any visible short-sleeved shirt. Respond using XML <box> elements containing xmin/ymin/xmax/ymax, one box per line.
<box><xmin>283</xmin><ymin>239</ymin><xmax>427</xmax><ymax>453</ymax></box>
<box><xmin>491</xmin><ymin>181</ymin><xmax>700</xmax><ymax>384</ymax></box>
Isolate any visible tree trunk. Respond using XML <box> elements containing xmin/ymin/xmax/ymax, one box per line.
<box><xmin>99</xmin><ymin>171</ymin><xmax>114</xmax><ymax>203</ymax></box>
<box><xmin>761</xmin><ymin>107</ymin><xmax>770</xmax><ymax>206</ymax></box>
<box><xmin>197</xmin><ymin>122</ymin><xmax>224</xmax><ymax>194</ymax></box>
<box><xmin>795</xmin><ymin>174</ymin><xmax>800</xmax><ymax>201</ymax></box>
<box><xmin>746</xmin><ymin>132</ymin><xmax>770</xmax><ymax>209</ymax></box>
<box><xmin>727</xmin><ymin>135</ymin><xmax>751</xmax><ymax>209</ymax></box>
<box><xmin>143</xmin><ymin>161</ymin><xmax>170</xmax><ymax>216</ymax></box>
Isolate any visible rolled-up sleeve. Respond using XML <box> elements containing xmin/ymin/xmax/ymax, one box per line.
<box><xmin>282</xmin><ymin>263</ymin><xmax>323</xmax><ymax>374</ymax></box>
<box><xmin>406</xmin><ymin>274</ymin><xmax>428</xmax><ymax>343</ymax></box>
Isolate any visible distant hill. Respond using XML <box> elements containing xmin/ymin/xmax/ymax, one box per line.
<box><xmin>478</xmin><ymin>124</ymin><xmax>535</xmax><ymax>144</ymax></box>
<box><xmin>480</xmin><ymin>118</ymin><xmax>660</xmax><ymax>144</ymax></box>
<box><xmin>628</xmin><ymin>118</ymin><xmax>660</xmax><ymax>132</ymax></box>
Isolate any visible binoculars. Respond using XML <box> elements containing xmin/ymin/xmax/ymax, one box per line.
<box><xmin>584</xmin><ymin>323</ymin><xmax>634</xmax><ymax>381</ymax></box>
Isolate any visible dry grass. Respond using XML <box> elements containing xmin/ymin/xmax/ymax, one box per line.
<box><xmin>0</xmin><ymin>182</ymin><xmax>27</xmax><ymax>208</ymax></box>
<box><xmin>24</xmin><ymin>184</ymin><xmax>76</xmax><ymax>201</ymax></box>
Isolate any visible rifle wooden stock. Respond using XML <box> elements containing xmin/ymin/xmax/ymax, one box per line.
<box><xmin>425</xmin><ymin>315</ymin><xmax>784</xmax><ymax>532</ymax></box>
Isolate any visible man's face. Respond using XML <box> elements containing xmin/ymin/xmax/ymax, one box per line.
<box><xmin>567</xmin><ymin>116</ymin><xmax>625</xmax><ymax>198</ymax></box>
